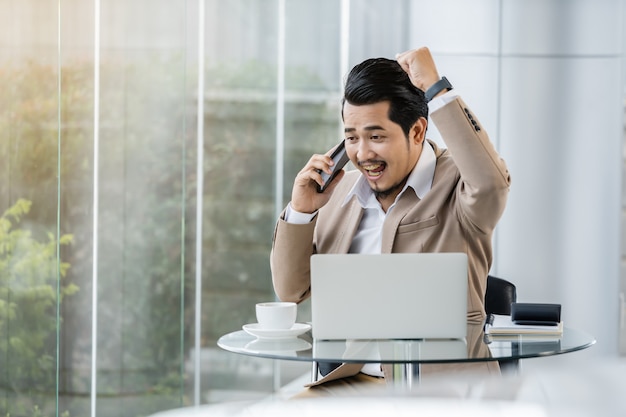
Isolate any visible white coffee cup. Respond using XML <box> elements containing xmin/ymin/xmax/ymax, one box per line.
<box><xmin>255</xmin><ymin>301</ymin><xmax>297</xmax><ymax>330</ymax></box>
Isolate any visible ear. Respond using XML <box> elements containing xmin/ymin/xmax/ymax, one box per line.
<box><xmin>410</xmin><ymin>117</ymin><xmax>428</xmax><ymax>145</ymax></box>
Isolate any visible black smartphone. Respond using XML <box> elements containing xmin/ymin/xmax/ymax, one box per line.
<box><xmin>317</xmin><ymin>140</ymin><xmax>349</xmax><ymax>193</ymax></box>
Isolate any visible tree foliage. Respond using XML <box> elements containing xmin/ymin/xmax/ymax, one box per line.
<box><xmin>0</xmin><ymin>199</ymin><xmax>77</xmax><ymax>392</ymax></box>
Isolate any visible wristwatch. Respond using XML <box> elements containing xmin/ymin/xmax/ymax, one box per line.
<box><xmin>425</xmin><ymin>76</ymin><xmax>453</xmax><ymax>102</ymax></box>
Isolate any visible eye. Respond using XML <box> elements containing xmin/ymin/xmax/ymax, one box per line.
<box><xmin>345</xmin><ymin>136</ymin><xmax>357</xmax><ymax>143</ymax></box>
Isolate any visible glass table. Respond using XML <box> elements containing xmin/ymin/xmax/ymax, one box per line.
<box><xmin>217</xmin><ymin>322</ymin><xmax>595</xmax><ymax>390</ymax></box>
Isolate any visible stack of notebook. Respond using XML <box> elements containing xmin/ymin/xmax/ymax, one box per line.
<box><xmin>485</xmin><ymin>302</ymin><xmax>563</xmax><ymax>339</ymax></box>
<box><xmin>485</xmin><ymin>313</ymin><xmax>563</xmax><ymax>337</ymax></box>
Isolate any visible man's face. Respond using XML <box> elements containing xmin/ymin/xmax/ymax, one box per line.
<box><xmin>343</xmin><ymin>100</ymin><xmax>425</xmax><ymax>200</ymax></box>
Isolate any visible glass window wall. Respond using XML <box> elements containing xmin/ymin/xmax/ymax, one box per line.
<box><xmin>0</xmin><ymin>0</ymin><xmax>355</xmax><ymax>415</ymax></box>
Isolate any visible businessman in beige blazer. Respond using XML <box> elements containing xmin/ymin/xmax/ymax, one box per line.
<box><xmin>270</xmin><ymin>47</ymin><xmax>510</xmax><ymax>391</ymax></box>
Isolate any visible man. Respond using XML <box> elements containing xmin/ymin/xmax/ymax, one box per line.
<box><xmin>270</xmin><ymin>47</ymin><xmax>510</xmax><ymax>389</ymax></box>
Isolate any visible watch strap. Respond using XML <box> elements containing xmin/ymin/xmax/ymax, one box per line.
<box><xmin>425</xmin><ymin>76</ymin><xmax>453</xmax><ymax>102</ymax></box>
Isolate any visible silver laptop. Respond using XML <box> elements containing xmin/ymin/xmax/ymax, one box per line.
<box><xmin>310</xmin><ymin>253</ymin><xmax>468</xmax><ymax>340</ymax></box>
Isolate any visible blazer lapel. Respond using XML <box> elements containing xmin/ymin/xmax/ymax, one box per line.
<box><xmin>331</xmin><ymin>197</ymin><xmax>363</xmax><ymax>253</ymax></box>
<box><xmin>380</xmin><ymin>191</ymin><xmax>419</xmax><ymax>253</ymax></box>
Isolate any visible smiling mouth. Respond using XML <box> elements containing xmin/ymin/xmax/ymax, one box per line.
<box><xmin>360</xmin><ymin>161</ymin><xmax>386</xmax><ymax>178</ymax></box>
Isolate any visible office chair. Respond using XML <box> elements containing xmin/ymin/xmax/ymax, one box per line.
<box><xmin>485</xmin><ymin>274</ymin><xmax>519</xmax><ymax>374</ymax></box>
<box><xmin>485</xmin><ymin>275</ymin><xmax>517</xmax><ymax>316</ymax></box>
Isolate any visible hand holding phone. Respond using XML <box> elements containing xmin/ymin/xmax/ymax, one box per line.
<box><xmin>317</xmin><ymin>140</ymin><xmax>349</xmax><ymax>193</ymax></box>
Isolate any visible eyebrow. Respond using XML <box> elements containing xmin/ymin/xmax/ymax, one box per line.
<box><xmin>344</xmin><ymin>125</ymin><xmax>386</xmax><ymax>133</ymax></box>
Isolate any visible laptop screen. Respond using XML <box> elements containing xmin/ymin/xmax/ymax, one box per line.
<box><xmin>310</xmin><ymin>253</ymin><xmax>468</xmax><ymax>340</ymax></box>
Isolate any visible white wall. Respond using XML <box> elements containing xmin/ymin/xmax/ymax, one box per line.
<box><xmin>410</xmin><ymin>0</ymin><xmax>625</xmax><ymax>360</ymax></box>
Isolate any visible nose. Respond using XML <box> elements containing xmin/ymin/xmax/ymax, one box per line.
<box><xmin>355</xmin><ymin>139</ymin><xmax>375</xmax><ymax>162</ymax></box>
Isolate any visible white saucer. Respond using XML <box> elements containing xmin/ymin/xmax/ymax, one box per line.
<box><xmin>242</xmin><ymin>323</ymin><xmax>311</xmax><ymax>339</ymax></box>
<box><xmin>244</xmin><ymin>338</ymin><xmax>311</xmax><ymax>353</ymax></box>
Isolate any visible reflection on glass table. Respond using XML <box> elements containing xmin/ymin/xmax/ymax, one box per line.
<box><xmin>217</xmin><ymin>322</ymin><xmax>595</xmax><ymax>390</ymax></box>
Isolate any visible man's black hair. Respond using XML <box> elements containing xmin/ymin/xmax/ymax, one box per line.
<box><xmin>342</xmin><ymin>58</ymin><xmax>428</xmax><ymax>137</ymax></box>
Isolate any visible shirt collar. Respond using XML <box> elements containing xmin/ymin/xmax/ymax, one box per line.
<box><xmin>343</xmin><ymin>140</ymin><xmax>437</xmax><ymax>208</ymax></box>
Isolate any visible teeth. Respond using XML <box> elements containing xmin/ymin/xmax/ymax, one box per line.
<box><xmin>363</xmin><ymin>163</ymin><xmax>382</xmax><ymax>171</ymax></box>
<box><xmin>362</xmin><ymin>162</ymin><xmax>384</xmax><ymax>177</ymax></box>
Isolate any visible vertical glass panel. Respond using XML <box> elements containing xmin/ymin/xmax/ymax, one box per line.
<box><xmin>57</xmin><ymin>1</ymin><xmax>96</xmax><ymax>415</ymax></box>
<box><xmin>0</xmin><ymin>1</ymin><xmax>65</xmax><ymax>416</ymax></box>
<box><xmin>283</xmin><ymin>0</ymin><xmax>343</xmax><ymax>194</ymax></box>
<box><xmin>280</xmin><ymin>0</ymin><xmax>343</xmax><ymax>333</ymax></box>
<box><xmin>199</xmin><ymin>0</ymin><xmax>282</xmax><ymax>403</ymax></box>
<box><xmin>92</xmin><ymin>0</ymin><xmax>189</xmax><ymax>415</ymax></box>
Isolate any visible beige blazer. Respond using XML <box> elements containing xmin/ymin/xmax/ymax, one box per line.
<box><xmin>270</xmin><ymin>97</ymin><xmax>511</xmax><ymax>385</ymax></box>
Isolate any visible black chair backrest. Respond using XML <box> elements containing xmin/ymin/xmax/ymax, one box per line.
<box><xmin>484</xmin><ymin>275</ymin><xmax>517</xmax><ymax>315</ymax></box>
